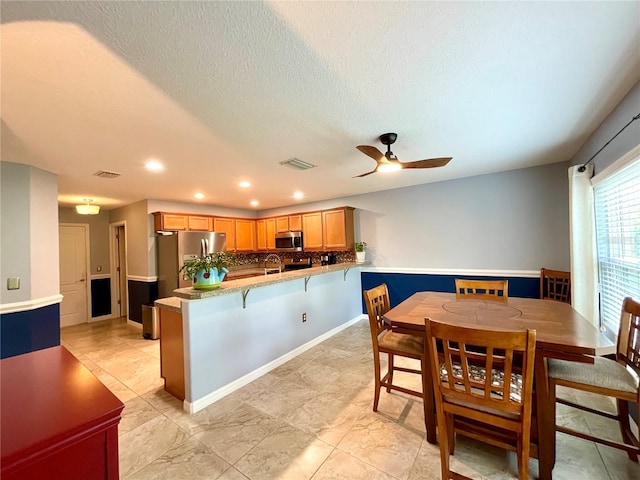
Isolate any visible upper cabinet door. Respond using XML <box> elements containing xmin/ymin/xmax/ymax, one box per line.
<box><xmin>322</xmin><ymin>207</ymin><xmax>355</xmax><ymax>250</ymax></box>
<box><xmin>187</xmin><ymin>215</ymin><xmax>212</xmax><ymax>231</ymax></box>
<box><xmin>302</xmin><ymin>212</ymin><xmax>323</xmax><ymax>250</ymax></box>
<box><xmin>265</xmin><ymin>218</ymin><xmax>276</xmax><ymax>249</ymax></box>
<box><xmin>275</xmin><ymin>217</ymin><xmax>289</xmax><ymax>233</ymax></box>
<box><xmin>256</xmin><ymin>219</ymin><xmax>267</xmax><ymax>250</ymax></box>
<box><xmin>213</xmin><ymin>218</ymin><xmax>236</xmax><ymax>251</ymax></box>
<box><xmin>235</xmin><ymin>219</ymin><xmax>256</xmax><ymax>251</ymax></box>
<box><xmin>154</xmin><ymin>213</ymin><xmax>187</xmax><ymax>231</ymax></box>
<box><xmin>288</xmin><ymin>215</ymin><xmax>302</xmax><ymax>231</ymax></box>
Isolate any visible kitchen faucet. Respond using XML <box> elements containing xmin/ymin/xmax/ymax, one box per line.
<box><xmin>264</xmin><ymin>253</ymin><xmax>282</xmax><ymax>274</ymax></box>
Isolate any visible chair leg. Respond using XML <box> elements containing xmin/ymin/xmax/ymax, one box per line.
<box><xmin>373</xmin><ymin>351</ymin><xmax>382</xmax><ymax>412</ymax></box>
<box><xmin>617</xmin><ymin>399</ymin><xmax>639</xmax><ymax>462</ymax></box>
<box><xmin>438</xmin><ymin>412</ymin><xmax>452</xmax><ymax>480</ymax></box>
<box><xmin>518</xmin><ymin>433</ymin><xmax>530</xmax><ymax>480</ymax></box>
<box><xmin>387</xmin><ymin>353</ymin><xmax>394</xmax><ymax>393</ymax></box>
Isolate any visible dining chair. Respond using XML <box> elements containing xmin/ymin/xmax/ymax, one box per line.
<box><xmin>548</xmin><ymin>296</ymin><xmax>639</xmax><ymax>461</ymax></box>
<box><xmin>454</xmin><ymin>278</ymin><xmax>509</xmax><ymax>302</ymax></box>
<box><xmin>425</xmin><ymin>319</ymin><xmax>537</xmax><ymax>480</ymax></box>
<box><xmin>363</xmin><ymin>284</ymin><xmax>433</xmax><ymax>434</ymax></box>
<box><xmin>539</xmin><ymin>268</ymin><xmax>571</xmax><ymax>304</ymax></box>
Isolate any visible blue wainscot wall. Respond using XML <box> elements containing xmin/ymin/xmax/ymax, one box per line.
<box><xmin>1</xmin><ymin>303</ymin><xmax>61</xmax><ymax>359</ymax></box>
<box><xmin>361</xmin><ymin>270</ymin><xmax>539</xmax><ymax>311</ymax></box>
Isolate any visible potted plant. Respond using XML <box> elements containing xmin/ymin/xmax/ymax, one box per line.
<box><xmin>355</xmin><ymin>241</ymin><xmax>367</xmax><ymax>263</ymax></box>
<box><xmin>179</xmin><ymin>252</ymin><xmax>237</xmax><ymax>290</ymax></box>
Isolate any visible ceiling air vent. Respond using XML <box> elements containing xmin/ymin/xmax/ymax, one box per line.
<box><xmin>279</xmin><ymin>157</ymin><xmax>316</xmax><ymax>171</ymax></box>
<box><xmin>93</xmin><ymin>170</ymin><xmax>121</xmax><ymax>179</ymax></box>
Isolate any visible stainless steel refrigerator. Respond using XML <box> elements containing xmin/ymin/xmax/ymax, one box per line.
<box><xmin>156</xmin><ymin>231</ymin><xmax>227</xmax><ymax>298</ymax></box>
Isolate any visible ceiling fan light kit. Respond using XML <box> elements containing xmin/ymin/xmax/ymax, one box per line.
<box><xmin>354</xmin><ymin>132</ymin><xmax>452</xmax><ymax>177</ymax></box>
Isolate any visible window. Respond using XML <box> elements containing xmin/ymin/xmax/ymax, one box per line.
<box><xmin>593</xmin><ymin>156</ymin><xmax>640</xmax><ymax>339</ymax></box>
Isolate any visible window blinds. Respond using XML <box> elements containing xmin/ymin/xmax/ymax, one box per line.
<box><xmin>593</xmin><ymin>157</ymin><xmax>640</xmax><ymax>339</ymax></box>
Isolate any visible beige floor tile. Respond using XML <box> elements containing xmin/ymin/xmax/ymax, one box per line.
<box><xmin>118</xmin><ymin>396</ymin><xmax>163</xmax><ymax>435</ymax></box>
<box><xmin>118</xmin><ymin>415</ymin><xmax>190</xmax><ymax>478</ymax></box>
<box><xmin>311</xmin><ymin>449</ymin><xmax>396</xmax><ymax>480</ymax></box>
<box><xmin>243</xmin><ymin>379</ymin><xmax>320</xmax><ymax>418</ymax></box>
<box><xmin>281</xmin><ymin>391</ymin><xmax>369</xmax><ymax>446</ymax></box>
<box><xmin>217</xmin><ymin>468</ymin><xmax>250</xmax><ymax>480</ymax></box>
<box><xmin>281</xmin><ymin>359</ymin><xmax>342</xmax><ymax>390</ymax></box>
<box><xmin>193</xmin><ymin>402</ymin><xmax>284</xmax><ymax>464</ymax></box>
<box><xmin>125</xmin><ymin>436</ymin><xmax>231</xmax><ymax>480</ymax></box>
<box><xmin>234</xmin><ymin>424</ymin><xmax>334</xmax><ymax>480</ymax></box>
<box><xmin>337</xmin><ymin>410</ymin><xmax>424</xmax><ymax>480</ymax></box>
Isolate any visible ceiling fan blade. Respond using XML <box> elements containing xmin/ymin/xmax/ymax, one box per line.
<box><xmin>352</xmin><ymin>168</ymin><xmax>378</xmax><ymax>178</ymax></box>
<box><xmin>356</xmin><ymin>145</ymin><xmax>385</xmax><ymax>163</ymax></box>
<box><xmin>400</xmin><ymin>157</ymin><xmax>452</xmax><ymax>169</ymax></box>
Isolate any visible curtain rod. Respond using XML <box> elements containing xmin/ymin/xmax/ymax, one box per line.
<box><xmin>578</xmin><ymin>113</ymin><xmax>640</xmax><ymax>172</ymax></box>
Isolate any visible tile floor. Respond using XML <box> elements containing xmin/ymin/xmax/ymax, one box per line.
<box><xmin>60</xmin><ymin>317</ymin><xmax>639</xmax><ymax>480</ymax></box>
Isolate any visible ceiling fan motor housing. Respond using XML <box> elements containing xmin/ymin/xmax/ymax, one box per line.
<box><xmin>379</xmin><ymin>132</ymin><xmax>397</xmax><ymax>146</ymax></box>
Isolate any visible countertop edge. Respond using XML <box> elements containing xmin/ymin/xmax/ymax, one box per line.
<box><xmin>172</xmin><ymin>262</ymin><xmax>367</xmax><ymax>300</ymax></box>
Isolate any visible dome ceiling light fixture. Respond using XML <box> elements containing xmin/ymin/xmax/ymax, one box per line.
<box><xmin>75</xmin><ymin>198</ymin><xmax>100</xmax><ymax>215</ymax></box>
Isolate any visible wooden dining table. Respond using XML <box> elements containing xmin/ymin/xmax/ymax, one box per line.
<box><xmin>383</xmin><ymin>291</ymin><xmax>614</xmax><ymax>480</ymax></box>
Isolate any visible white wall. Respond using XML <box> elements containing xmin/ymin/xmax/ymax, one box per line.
<box><xmin>262</xmin><ymin>161</ymin><xmax>571</xmax><ymax>271</ymax></box>
<box><xmin>109</xmin><ymin>200</ymin><xmax>153</xmax><ymax>278</ymax></box>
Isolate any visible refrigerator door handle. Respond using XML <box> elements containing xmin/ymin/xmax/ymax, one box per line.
<box><xmin>201</xmin><ymin>238</ymin><xmax>207</xmax><ymax>257</ymax></box>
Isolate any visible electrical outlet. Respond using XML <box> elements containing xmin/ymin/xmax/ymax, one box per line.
<box><xmin>302</xmin><ymin>312</ymin><xmax>307</xmax><ymax>322</ymax></box>
<box><xmin>7</xmin><ymin>277</ymin><xmax>20</xmax><ymax>290</ymax></box>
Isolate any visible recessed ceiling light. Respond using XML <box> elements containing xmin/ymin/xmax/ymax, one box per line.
<box><xmin>250</xmin><ymin>200</ymin><xmax>259</xmax><ymax>206</ymax></box>
<box><xmin>194</xmin><ymin>193</ymin><xmax>205</xmax><ymax>199</ymax></box>
<box><xmin>239</xmin><ymin>181</ymin><xmax>251</xmax><ymax>188</ymax></box>
<box><xmin>293</xmin><ymin>191</ymin><xmax>304</xmax><ymax>200</ymax></box>
<box><xmin>145</xmin><ymin>160</ymin><xmax>164</xmax><ymax>171</ymax></box>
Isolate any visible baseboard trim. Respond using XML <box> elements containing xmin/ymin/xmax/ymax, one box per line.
<box><xmin>184</xmin><ymin>314</ymin><xmax>366</xmax><ymax>414</ymax></box>
<box><xmin>127</xmin><ymin>319</ymin><xmax>142</xmax><ymax>329</ymax></box>
<box><xmin>89</xmin><ymin>314</ymin><xmax>113</xmax><ymax>323</ymax></box>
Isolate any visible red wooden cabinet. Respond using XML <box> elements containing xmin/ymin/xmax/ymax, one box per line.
<box><xmin>1</xmin><ymin>346</ymin><xmax>125</xmax><ymax>480</ymax></box>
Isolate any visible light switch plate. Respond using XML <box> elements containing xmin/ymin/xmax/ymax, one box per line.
<box><xmin>7</xmin><ymin>277</ymin><xmax>20</xmax><ymax>290</ymax></box>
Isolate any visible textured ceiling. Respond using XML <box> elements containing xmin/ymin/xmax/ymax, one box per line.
<box><xmin>1</xmin><ymin>1</ymin><xmax>639</xmax><ymax>210</ymax></box>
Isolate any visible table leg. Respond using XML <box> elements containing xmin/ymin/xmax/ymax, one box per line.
<box><xmin>422</xmin><ymin>355</ymin><xmax>437</xmax><ymax>444</ymax></box>
<box><xmin>535</xmin><ymin>354</ymin><xmax>555</xmax><ymax>480</ymax></box>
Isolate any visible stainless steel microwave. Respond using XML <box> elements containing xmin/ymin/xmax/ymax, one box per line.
<box><xmin>275</xmin><ymin>231</ymin><xmax>303</xmax><ymax>252</ymax></box>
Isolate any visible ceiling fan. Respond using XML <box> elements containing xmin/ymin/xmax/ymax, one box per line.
<box><xmin>354</xmin><ymin>133</ymin><xmax>452</xmax><ymax>178</ymax></box>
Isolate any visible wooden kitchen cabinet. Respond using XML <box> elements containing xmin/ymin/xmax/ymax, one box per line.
<box><xmin>288</xmin><ymin>215</ymin><xmax>302</xmax><ymax>231</ymax></box>
<box><xmin>187</xmin><ymin>215</ymin><xmax>212</xmax><ymax>231</ymax></box>
<box><xmin>235</xmin><ymin>219</ymin><xmax>256</xmax><ymax>251</ymax></box>
<box><xmin>322</xmin><ymin>207</ymin><xmax>355</xmax><ymax>250</ymax></box>
<box><xmin>154</xmin><ymin>212</ymin><xmax>188</xmax><ymax>231</ymax></box>
<box><xmin>256</xmin><ymin>218</ymin><xmax>276</xmax><ymax>250</ymax></box>
<box><xmin>159</xmin><ymin>308</ymin><xmax>185</xmax><ymax>401</ymax></box>
<box><xmin>302</xmin><ymin>212</ymin><xmax>323</xmax><ymax>250</ymax></box>
<box><xmin>276</xmin><ymin>216</ymin><xmax>290</xmax><ymax>232</ymax></box>
<box><xmin>213</xmin><ymin>217</ymin><xmax>236</xmax><ymax>251</ymax></box>
<box><xmin>154</xmin><ymin>212</ymin><xmax>213</xmax><ymax>232</ymax></box>
<box><xmin>256</xmin><ymin>219</ymin><xmax>267</xmax><ymax>250</ymax></box>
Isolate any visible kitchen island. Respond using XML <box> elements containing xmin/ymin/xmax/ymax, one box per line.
<box><xmin>155</xmin><ymin>262</ymin><xmax>365</xmax><ymax>413</ymax></box>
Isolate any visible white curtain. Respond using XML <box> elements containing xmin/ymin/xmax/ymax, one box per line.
<box><xmin>568</xmin><ymin>165</ymin><xmax>599</xmax><ymax>326</ymax></box>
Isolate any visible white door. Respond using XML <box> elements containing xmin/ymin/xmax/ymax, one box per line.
<box><xmin>59</xmin><ymin>225</ymin><xmax>88</xmax><ymax>327</ymax></box>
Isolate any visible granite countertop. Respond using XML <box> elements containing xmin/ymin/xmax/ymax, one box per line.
<box><xmin>173</xmin><ymin>261</ymin><xmax>366</xmax><ymax>300</ymax></box>
<box><xmin>154</xmin><ymin>296</ymin><xmax>181</xmax><ymax>312</ymax></box>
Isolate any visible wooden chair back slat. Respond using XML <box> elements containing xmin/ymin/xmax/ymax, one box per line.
<box><xmin>540</xmin><ymin>268</ymin><xmax>571</xmax><ymax>304</ymax></box>
<box><xmin>454</xmin><ymin>279</ymin><xmax>509</xmax><ymax>303</ymax></box>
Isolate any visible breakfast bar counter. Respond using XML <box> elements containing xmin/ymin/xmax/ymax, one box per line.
<box><xmin>155</xmin><ymin>262</ymin><xmax>366</xmax><ymax>413</ymax></box>
<box><xmin>172</xmin><ymin>261</ymin><xmax>364</xmax><ymax>301</ymax></box>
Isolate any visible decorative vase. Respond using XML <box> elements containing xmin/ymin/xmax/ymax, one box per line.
<box><xmin>192</xmin><ymin>267</ymin><xmax>228</xmax><ymax>290</ymax></box>
<box><xmin>356</xmin><ymin>251</ymin><xmax>366</xmax><ymax>263</ymax></box>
